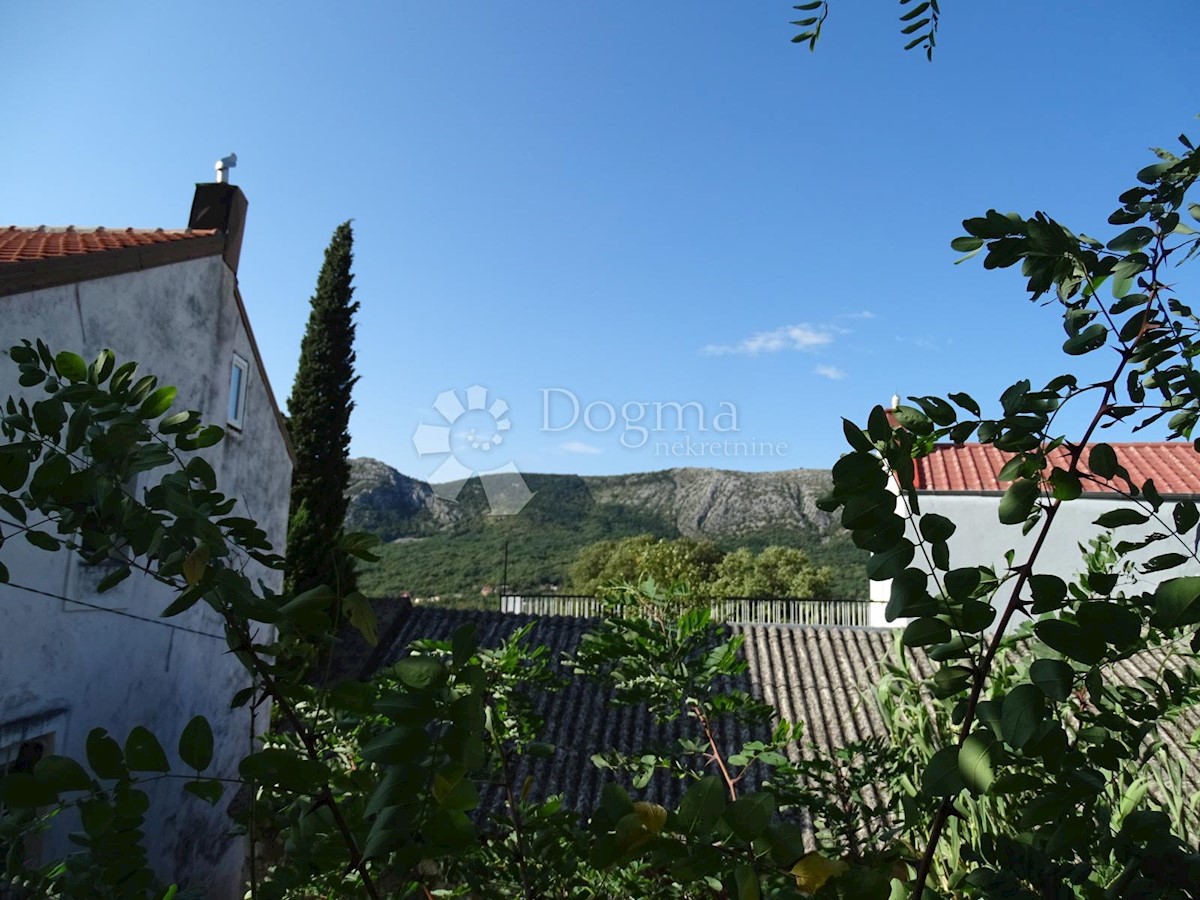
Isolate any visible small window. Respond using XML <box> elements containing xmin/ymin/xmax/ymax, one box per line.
<box><xmin>228</xmin><ymin>354</ymin><xmax>249</xmax><ymax>430</ymax></box>
<box><xmin>1</xmin><ymin>712</ymin><xmax>66</xmax><ymax>875</ymax></box>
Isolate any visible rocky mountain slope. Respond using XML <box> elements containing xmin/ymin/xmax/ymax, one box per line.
<box><xmin>346</xmin><ymin>458</ymin><xmax>837</xmax><ymax>541</ymax></box>
<box><xmin>345</xmin><ymin>458</ymin><xmax>866</xmax><ymax>600</ymax></box>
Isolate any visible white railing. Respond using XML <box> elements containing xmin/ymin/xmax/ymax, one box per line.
<box><xmin>498</xmin><ymin>594</ymin><xmax>871</xmax><ymax>627</ymax></box>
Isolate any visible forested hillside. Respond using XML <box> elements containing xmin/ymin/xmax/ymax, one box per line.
<box><xmin>346</xmin><ymin>459</ymin><xmax>868</xmax><ymax>599</ymax></box>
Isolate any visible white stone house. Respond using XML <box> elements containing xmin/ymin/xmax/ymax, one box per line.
<box><xmin>0</xmin><ymin>178</ymin><xmax>293</xmax><ymax>896</ymax></box>
<box><xmin>869</xmin><ymin>442</ymin><xmax>1200</xmax><ymax>626</ymax></box>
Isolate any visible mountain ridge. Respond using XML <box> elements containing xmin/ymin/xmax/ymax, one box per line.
<box><xmin>346</xmin><ymin>458</ymin><xmax>867</xmax><ymax>600</ymax></box>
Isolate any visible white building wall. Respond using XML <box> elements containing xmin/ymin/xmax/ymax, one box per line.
<box><xmin>0</xmin><ymin>255</ymin><xmax>292</xmax><ymax>897</ymax></box>
<box><xmin>875</xmin><ymin>490</ymin><xmax>1200</xmax><ymax>629</ymax></box>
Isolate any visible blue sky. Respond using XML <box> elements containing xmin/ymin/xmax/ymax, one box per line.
<box><xmin>3</xmin><ymin>2</ymin><xmax>1197</xmax><ymax>482</ymax></box>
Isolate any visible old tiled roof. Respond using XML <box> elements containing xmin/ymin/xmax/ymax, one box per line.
<box><xmin>0</xmin><ymin>226</ymin><xmax>218</xmax><ymax>262</ymax></box>
<box><xmin>377</xmin><ymin>607</ymin><xmax>919</xmax><ymax>820</ymax></box>
<box><xmin>914</xmin><ymin>442</ymin><xmax>1200</xmax><ymax>496</ymax></box>
<box><xmin>374</xmin><ymin>606</ymin><xmax>1200</xmax><ymax>830</ymax></box>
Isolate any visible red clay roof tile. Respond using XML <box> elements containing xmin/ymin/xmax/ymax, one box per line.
<box><xmin>0</xmin><ymin>226</ymin><xmax>218</xmax><ymax>263</ymax></box>
<box><xmin>914</xmin><ymin>442</ymin><xmax>1200</xmax><ymax>496</ymax></box>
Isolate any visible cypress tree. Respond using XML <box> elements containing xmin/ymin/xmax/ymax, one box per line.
<box><xmin>285</xmin><ymin>221</ymin><xmax>359</xmax><ymax>600</ymax></box>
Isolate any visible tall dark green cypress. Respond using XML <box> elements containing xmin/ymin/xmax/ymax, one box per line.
<box><xmin>285</xmin><ymin>221</ymin><xmax>359</xmax><ymax>599</ymax></box>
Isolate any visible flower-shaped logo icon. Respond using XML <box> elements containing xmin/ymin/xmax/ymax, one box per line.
<box><xmin>412</xmin><ymin>385</ymin><xmax>534</xmax><ymax>515</ymax></box>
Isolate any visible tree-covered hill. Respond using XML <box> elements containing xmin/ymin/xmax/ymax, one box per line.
<box><xmin>347</xmin><ymin>459</ymin><xmax>868</xmax><ymax>600</ymax></box>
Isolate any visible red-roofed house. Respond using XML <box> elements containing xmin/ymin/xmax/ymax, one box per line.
<box><xmin>0</xmin><ymin>175</ymin><xmax>293</xmax><ymax>894</ymax></box>
<box><xmin>869</xmin><ymin>442</ymin><xmax>1200</xmax><ymax>625</ymax></box>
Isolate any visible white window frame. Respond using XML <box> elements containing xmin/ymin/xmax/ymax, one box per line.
<box><xmin>228</xmin><ymin>353</ymin><xmax>249</xmax><ymax>430</ymax></box>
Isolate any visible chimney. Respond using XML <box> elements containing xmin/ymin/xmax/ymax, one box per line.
<box><xmin>189</xmin><ymin>153</ymin><xmax>248</xmax><ymax>274</ymax></box>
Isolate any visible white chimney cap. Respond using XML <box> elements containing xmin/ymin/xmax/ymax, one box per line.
<box><xmin>215</xmin><ymin>153</ymin><xmax>238</xmax><ymax>184</ymax></box>
<box><xmin>891</xmin><ymin>394</ymin><xmax>901</xmax><ymax>409</ymax></box>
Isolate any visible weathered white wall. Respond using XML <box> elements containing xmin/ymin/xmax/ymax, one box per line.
<box><xmin>872</xmin><ymin>490</ymin><xmax>1200</xmax><ymax>628</ymax></box>
<box><xmin>0</xmin><ymin>255</ymin><xmax>292</xmax><ymax>897</ymax></box>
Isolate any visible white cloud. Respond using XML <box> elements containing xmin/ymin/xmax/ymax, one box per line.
<box><xmin>703</xmin><ymin>324</ymin><xmax>834</xmax><ymax>356</ymax></box>
<box><xmin>815</xmin><ymin>364</ymin><xmax>846</xmax><ymax>380</ymax></box>
<box><xmin>844</xmin><ymin>310</ymin><xmax>875</xmax><ymax>319</ymax></box>
<box><xmin>559</xmin><ymin>440</ymin><xmax>602</xmax><ymax>454</ymax></box>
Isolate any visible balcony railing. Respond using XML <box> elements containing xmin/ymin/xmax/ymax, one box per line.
<box><xmin>498</xmin><ymin>594</ymin><xmax>872</xmax><ymax>627</ymax></box>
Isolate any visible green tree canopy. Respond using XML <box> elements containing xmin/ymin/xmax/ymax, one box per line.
<box><xmin>570</xmin><ymin>536</ymin><xmax>833</xmax><ymax>598</ymax></box>
<box><xmin>709</xmin><ymin>546</ymin><xmax>833</xmax><ymax>599</ymax></box>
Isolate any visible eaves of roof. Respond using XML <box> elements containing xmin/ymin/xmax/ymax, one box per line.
<box><xmin>914</xmin><ymin>442</ymin><xmax>1200</xmax><ymax>497</ymax></box>
<box><xmin>0</xmin><ymin>227</ymin><xmax>224</xmax><ymax>298</ymax></box>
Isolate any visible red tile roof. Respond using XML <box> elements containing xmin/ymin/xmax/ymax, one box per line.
<box><xmin>914</xmin><ymin>442</ymin><xmax>1200</xmax><ymax>496</ymax></box>
<box><xmin>0</xmin><ymin>226</ymin><xmax>219</xmax><ymax>263</ymax></box>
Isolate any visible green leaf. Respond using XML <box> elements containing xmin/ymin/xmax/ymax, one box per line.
<box><xmin>1001</xmin><ymin>684</ymin><xmax>1045</xmax><ymax>750</ymax></box>
<box><xmin>887</xmin><ymin>568</ymin><xmax>937</xmax><ymax>620</ymax></box>
<box><xmin>161</xmin><ymin>584</ymin><xmax>206</xmax><ymax>618</ymax></box>
<box><xmin>96</xmin><ymin>565</ymin><xmax>131</xmax><ymax>593</ymax></box>
<box><xmin>31</xmin><ymin>398</ymin><xmax>67</xmax><ymax>438</ymax></box>
<box><xmin>1089</xmin><ymin>444</ymin><xmax>1118</xmax><ymax>478</ymax></box>
<box><xmin>1077</xmin><ymin>600</ymin><xmax>1142</xmax><ymax>647</ymax></box>
<box><xmin>725</xmin><ymin>792</ymin><xmax>775</xmax><ymax>841</ymax></box>
<box><xmin>734</xmin><ymin>865</ymin><xmax>761</xmax><ymax>900</ymax></box>
<box><xmin>841</xmin><ymin>418</ymin><xmax>874</xmax><ymax>453</ymax></box>
<box><xmin>393</xmin><ymin>656</ymin><xmax>450</xmax><ymax>690</ymax></box>
<box><xmin>841</xmin><ymin>492</ymin><xmax>897</xmax><ymax>530</ymax></box>
<box><xmin>1093</xmin><ymin>509</ymin><xmax>1149</xmax><ymax>528</ymax></box>
<box><xmin>361</xmin><ymin>726</ymin><xmax>430</xmax><ymax>765</ymax></box>
<box><xmin>676</xmin><ymin>776</ymin><xmax>727</xmax><ymax>836</ymax></box>
<box><xmin>178</xmin><ymin>716</ymin><xmax>214</xmax><ymax>772</ymax></box>
<box><xmin>1029</xmin><ymin>574</ymin><xmax>1068</xmax><ymax>613</ymax></box>
<box><xmin>24</xmin><ymin>530</ymin><xmax>61</xmax><ymax>552</ymax></box>
<box><xmin>452</xmin><ymin>623</ymin><xmax>478</xmax><ymax>668</ymax></box>
<box><xmin>1048</xmin><ymin>468</ymin><xmax>1081</xmax><ymax>501</ymax></box>
<box><xmin>0</xmin><ymin>448</ymin><xmax>31</xmax><ymax>492</ymax></box>
<box><xmin>86</xmin><ymin>728</ymin><xmax>126</xmax><ymax>780</ymax></box>
<box><xmin>922</xmin><ymin>746</ymin><xmax>965</xmax><ymax>797</ymax></box>
<box><xmin>54</xmin><ymin>351</ymin><xmax>88</xmax><ymax>382</ymax></box>
<box><xmin>866</xmin><ymin>406</ymin><xmax>892</xmax><ymax>443</ymax></box>
<box><xmin>903</xmin><ymin>617</ymin><xmax>951</xmax><ymax>647</ymax></box>
<box><xmin>1030</xmin><ymin>659</ymin><xmax>1074</xmax><ymax>701</ymax></box>
<box><xmin>1034</xmin><ymin>619</ymin><xmax>1104</xmax><ymax>665</ymax></box>
<box><xmin>945</xmin><ymin>567</ymin><xmax>981</xmax><ymax>601</ymax></box>
<box><xmin>1107</xmin><ymin>226</ymin><xmax>1154</xmax><ymax>252</ymax></box>
<box><xmin>919</xmin><ymin>513</ymin><xmax>956</xmax><ymax>542</ymax></box>
<box><xmin>998</xmin><ymin>478</ymin><xmax>1040</xmax><ymax>525</ymax></box>
<box><xmin>1063</xmin><ymin>323</ymin><xmax>1107</xmax><ymax>355</ymax></box>
<box><xmin>948</xmin><ymin>392</ymin><xmax>981</xmax><ymax>417</ymax></box>
<box><xmin>183</xmin><ymin>779</ymin><xmax>224</xmax><ymax>806</ymax></box>
<box><xmin>125</xmin><ymin>726</ymin><xmax>170</xmax><ymax>772</ymax></box>
<box><xmin>959</xmin><ymin>732</ymin><xmax>996</xmax><ymax>794</ymax></box>
<box><xmin>865</xmin><ymin>539</ymin><xmax>914</xmax><ymax>581</ymax></box>
<box><xmin>933</xmin><ymin>665</ymin><xmax>972</xmax><ymax>697</ymax></box>
<box><xmin>1173</xmin><ymin>500</ymin><xmax>1199</xmax><ymax>534</ymax></box>
<box><xmin>1142</xmin><ymin>552</ymin><xmax>1188</xmax><ymax>573</ymax></box>
<box><xmin>433</xmin><ymin>766</ymin><xmax>479</xmax><ymax>812</ymax></box>
<box><xmin>1151</xmin><ymin>576</ymin><xmax>1200</xmax><ymax>628</ymax></box>
<box><xmin>239</xmin><ymin>749</ymin><xmax>330</xmax><ymax>792</ymax></box>
<box><xmin>33</xmin><ymin>755</ymin><xmax>92</xmax><ymax>793</ymax></box>
<box><xmin>0</xmin><ymin>773</ymin><xmax>59</xmax><ymax>808</ymax></box>
<box><xmin>893</xmin><ymin>405</ymin><xmax>933</xmax><ymax>435</ymax></box>
<box><xmin>137</xmin><ymin>385</ymin><xmax>177</xmax><ymax>420</ymax></box>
